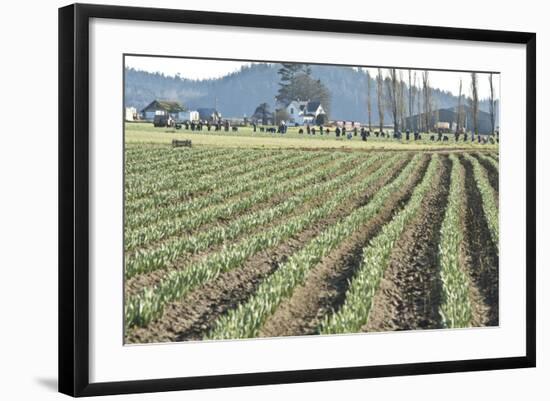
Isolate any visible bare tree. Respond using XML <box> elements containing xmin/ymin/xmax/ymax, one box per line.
<box><xmin>399</xmin><ymin>70</ymin><xmax>406</xmax><ymax>132</ymax></box>
<box><xmin>456</xmin><ymin>78</ymin><xmax>463</xmax><ymax>135</ymax></box>
<box><xmin>416</xmin><ymin>75</ymin><xmax>422</xmax><ymax>131</ymax></box>
<box><xmin>385</xmin><ymin>68</ymin><xmax>399</xmax><ymax>135</ymax></box>
<box><xmin>433</xmin><ymin>98</ymin><xmax>439</xmax><ymax>130</ymax></box>
<box><xmin>408</xmin><ymin>70</ymin><xmax>415</xmax><ymax>131</ymax></box>
<box><xmin>366</xmin><ymin>69</ymin><xmax>372</xmax><ymax>132</ymax></box>
<box><xmin>470</xmin><ymin>72</ymin><xmax>479</xmax><ymax>141</ymax></box>
<box><xmin>422</xmin><ymin>71</ymin><xmax>431</xmax><ymax>133</ymax></box>
<box><xmin>488</xmin><ymin>73</ymin><xmax>496</xmax><ymax>135</ymax></box>
<box><xmin>376</xmin><ymin>68</ymin><xmax>384</xmax><ymax>134</ymax></box>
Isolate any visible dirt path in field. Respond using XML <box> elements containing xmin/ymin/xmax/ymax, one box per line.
<box><xmin>125</xmin><ymin>156</ymin><xmax>410</xmax><ymax>344</ymax></box>
<box><xmin>124</xmin><ymin>154</ymin><xmax>368</xmax><ymax>297</ymax></box>
<box><xmin>363</xmin><ymin>156</ymin><xmax>450</xmax><ymax>332</ymax></box>
<box><xmin>460</xmin><ymin>156</ymin><xmax>499</xmax><ymax>327</ymax></box>
<box><xmin>257</xmin><ymin>155</ymin><xmax>431</xmax><ymax>338</ymax></box>
<box><xmin>473</xmin><ymin>153</ymin><xmax>499</xmax><ymax>194</ymax></box>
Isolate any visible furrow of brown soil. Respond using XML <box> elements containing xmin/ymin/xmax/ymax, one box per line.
<box><xmin>257</xmin><ymin>155</ymin><xmax>431</xmax><ymax>338</ymax></box>
<box><xmin>363</xmin><ymin>156</ymin><xmax>450</xmax><ymax>332</ymax></box>
<box><xmin>460</xmin><ymin>155</ymin><xmax>499</xmax><ymax>326</ymax></box>
<box><xmin>125</xmin><ymin>155</ymin><xmax>414</xmax><ymax>344</ymax></box>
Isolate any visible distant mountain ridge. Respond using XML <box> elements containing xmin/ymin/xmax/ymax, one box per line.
<box><xmin>125</xmin><ymin>63</ymin><xmax>496</xmax><ymax>123</ymax></box>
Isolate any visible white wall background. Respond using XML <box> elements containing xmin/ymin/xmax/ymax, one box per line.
<box><xmin>0</xmin><ymin>0</ymin><xmax>546</xmax><ymax>399</ymax></box>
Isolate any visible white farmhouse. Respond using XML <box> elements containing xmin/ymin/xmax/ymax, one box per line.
<box><xmin>285</xmin><ymin>100</ymin><xmax>326</xmax><ymax>125</ymax></box>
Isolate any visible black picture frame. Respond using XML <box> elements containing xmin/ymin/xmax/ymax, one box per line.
<box><xmin>59</xmin><ymin>3</ymin><xmax>536</xmax><ymax>397</ymax></box>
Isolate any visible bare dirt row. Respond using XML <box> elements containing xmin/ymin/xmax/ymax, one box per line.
<box><xmin>364</xmin><ymin>156</ymin><xmax>451</xmax><ymax>332</ymax></box>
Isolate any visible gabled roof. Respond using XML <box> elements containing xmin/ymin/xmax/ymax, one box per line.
<box><xmin>141</xmin><ymin>100</ymin><xmax>185</xmax><ymax>113</ymax></box>
<box><xmin>285</xmin><ymin>100</ymin><xmax>323</xmax><ymax>114</ymax></box>
<box><xmin>285</xmin><ymin>100</ymin><xmax>307</xmax><ymax>108</ymax></box>
<box><xmin>305</xmin><ymin>101</ymin><xmax>321</xmax><ymax>113</ymax></box>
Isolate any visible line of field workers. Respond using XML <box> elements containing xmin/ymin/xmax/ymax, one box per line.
<box><xmin>124</xmin><ymin>144</ymin><xmax>499</xmax><ymax>343</ymax></box>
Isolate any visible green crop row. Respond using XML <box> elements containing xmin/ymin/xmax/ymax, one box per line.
<box><xmin>125</xmin><ymin>153</ymin><xmax>386</xmax><ymax>279</ymax></box>
<box><xmin>126</xmin><ymin>147</ymin><xmax>228</xmax><ymax>176</ymax></box>
<box><xmin>125</xmin><ymin>147</ymin><xmax>283</xmax><ymax>191</ymax></box>
<box><xmin>320</xmin><ymin>154</ymin><xmax>439</xmax><ymax>334</ymax></box>
<box><xmin>205</xmin><ymin>154</ymin><xmax>423</xmax><ymax>340</ymax></box>
<box><xmin>475</xmin><ymin>152</ymin><xmax>499</xmax><ymax>173</ymax></box>
<box><xmin>125</xmin><ymin>149</ymin><xmax>283</xmax><ymax>201</ymax></box>
<box><xmin>124</xmin><ymin>152</ymin><xmax>344</xmax><ymax>250</ymax></box>
<box><xmin>125</xmin><ymin>150</ymin><xmax>308</xmax><ymax>214</ymax></box>
<box><xmin>125</xmin><ymin>153</ymin><xmax>412</xmax><ymax>329</ymax></box>
<box><xmin>463</xmin><ymin>154</ymin><xmax>499</xmax><ymax>251</ymax></box>
<box><xmin>125</xmin><ymin>151</ymin><xmax>338</xmax><ymax>231</ymax></box>
<box><xmin>488</xmin><ymin>152</ymin><xmax>499</xmax><ymax>163</ymax></box>
<box><xmin>438</xmin><ymin>154</ymin><xmax>473</xmax><ymax>328</ymax></box>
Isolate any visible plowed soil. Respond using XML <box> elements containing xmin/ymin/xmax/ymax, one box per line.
<box><xmin>364</xmin><ymin>156</ymin><xmax>451</xmax><ymax>332</ymax></box>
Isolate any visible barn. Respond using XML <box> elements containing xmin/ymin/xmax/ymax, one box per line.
<box><xmin>140</xmin><ymin>100</ymin><xmax>186</xmax><ymax>121</ymax></box>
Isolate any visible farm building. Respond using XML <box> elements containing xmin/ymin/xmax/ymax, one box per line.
<box><xmin>285</xmin><ymin>100</ymin><xmax>327</xmax><ymax>125</ymax></box>
<box><xmin>125</xmin><ymin>107</ymin><xmax>137</xmax><ymax>121</ymax></box>
<box><xmin>140</xmin><ymin>100</ymin><xmax>186</xmax><ymax>121</ymax></box>
<box><xmin>405</xmin><ymin>106</ymin><xmax>496</xmax><ymax>134</ymax></box>
<box><xmin>197</xmin><ymin>108</ymin><xmax>222</xmax><ymax>122</ymax></box>
<box><xmin>178</xmin><ymin>110</ymin><xmax>200</xmax><ymax>122</ymax></box>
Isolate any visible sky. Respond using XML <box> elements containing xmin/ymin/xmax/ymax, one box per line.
<box><xmin>125</xmin><ymin>56</ymin><xmax>499</xmax><ymax>99</ymax></box>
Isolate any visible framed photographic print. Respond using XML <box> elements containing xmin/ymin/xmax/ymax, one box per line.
<box><xmin>58</xmin><ymin>3</ymin><xmax>536</xmax><ymax>397</ymax></box>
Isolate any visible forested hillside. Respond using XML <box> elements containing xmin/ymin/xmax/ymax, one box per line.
<box><xmin>125</xmin><ymin>63</ymin><xmax>496</xmax><ymax>123</ymax></box>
